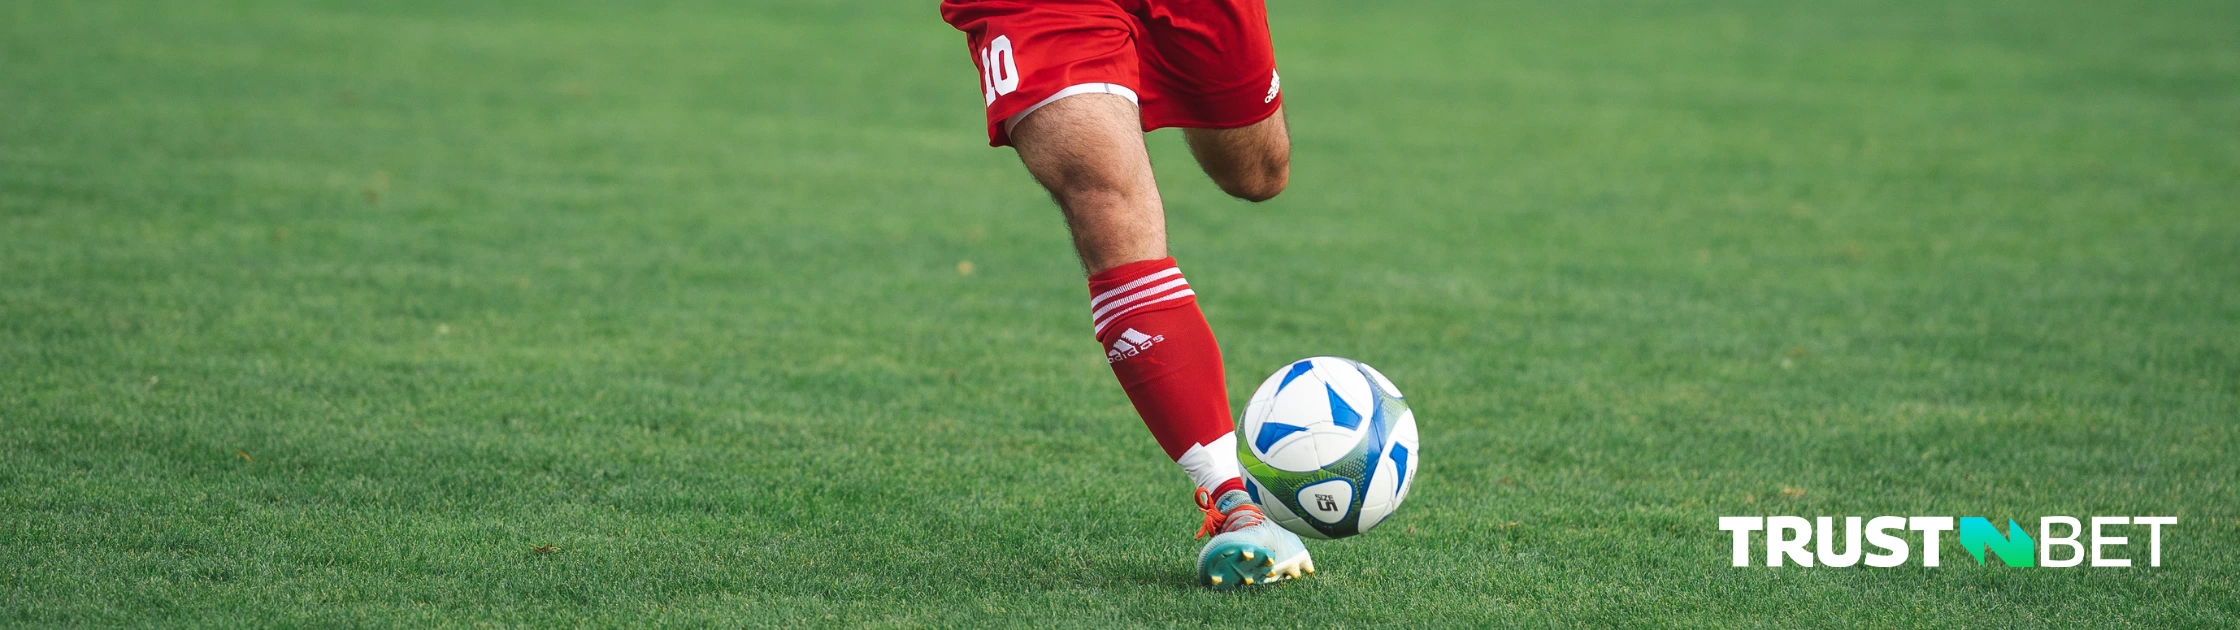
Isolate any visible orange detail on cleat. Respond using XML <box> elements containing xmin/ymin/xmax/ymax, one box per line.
<box><xmin>1194</xmin><ymin>487</ymin><xmax>1266</xmax><ymax>539</ymax></box>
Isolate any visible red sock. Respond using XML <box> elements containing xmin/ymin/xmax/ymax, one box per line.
<box><xmin>1088</xmin><ymin>258</ymin><xmax>1241</xmax><ymax>494</ymax></box>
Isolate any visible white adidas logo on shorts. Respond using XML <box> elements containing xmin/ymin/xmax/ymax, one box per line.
<box><xmin>1106</xmin><ymin>328</ymin><xmax>1165</xmax><ymax>363</ymax></box>
<box><xmin>1264</xmin><ymin>70</ymin><xmax>1281</xmax><ymax>104</ymax></box>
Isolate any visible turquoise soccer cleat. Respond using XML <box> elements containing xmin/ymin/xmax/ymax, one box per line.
<box><xmin>1194</xmin><ymin>487</ymin><xmax>1313</xmax><ymax>590</ymax></box>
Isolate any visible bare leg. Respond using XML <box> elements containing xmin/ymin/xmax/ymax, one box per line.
<box><xmin>1009</xmin><ymin>93</ymin><xmax>1167</xmax><ymax>274</ymax></box>
<box><xmin>1183</xmin><ymin>108</ymin><xmax>1290</xmax><ymax>202</ymax></box>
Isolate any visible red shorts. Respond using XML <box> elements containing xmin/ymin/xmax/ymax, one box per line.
<box><xmin>940</xmin><ymin>0</ymin><xmax>1282</xmax><ymax>147</ymax></box>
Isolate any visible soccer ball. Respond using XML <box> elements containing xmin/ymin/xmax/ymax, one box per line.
<box><xmin>1237</xmin><ymin>356</ymin><xmax>1419</xmax><ymax>539</ymax></box>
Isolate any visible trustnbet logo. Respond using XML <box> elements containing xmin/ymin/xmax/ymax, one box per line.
<box><xmin>1719</xmin><ymin>516</ymin><xmax>2177</xmax><ymax>568</ymax></box>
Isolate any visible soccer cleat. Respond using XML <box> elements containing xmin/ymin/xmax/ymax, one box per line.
<box><xmin>1195</xmin><ymin>487</ymin><xmax>1312</xmax><ymax>591</ymax></box>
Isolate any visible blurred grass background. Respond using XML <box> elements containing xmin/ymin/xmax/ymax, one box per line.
<box><xmin>2</xmin><ymin>0</ymin><xmax>2235</xmax><ymax>625</ymax></box>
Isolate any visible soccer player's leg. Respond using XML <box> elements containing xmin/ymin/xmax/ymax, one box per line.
<box><xmin>945</xmin><ymin>0</ymin><xmax>1306</xmax><ymax>589</ymax></box>
<box><xmin>1010</xmin><ymin>96</ymin><xmax>1307</xmax><ymax>590</ymax></box>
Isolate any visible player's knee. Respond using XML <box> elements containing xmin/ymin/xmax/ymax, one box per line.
<box><xmin>1218</xmin><ymin>161</ymin><xmax>1288</xmax><ymax>202</ymax></box>
<box><xmin>1052</xmin><ymin>177</ymin><xmax>1150</xmax><ymax>213</ymax></box>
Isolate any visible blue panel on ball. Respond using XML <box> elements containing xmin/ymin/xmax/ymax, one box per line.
<box><xmin>1245</xmin><ymin>477</ymin><xmax>1262</xmax><ymax>504</ymax></box>
<box><xmin>1277</xmin><ymin>360</ymin><xmax>1315</xmax><ymax>391</ymax></box>
<box><xmin>1254</xmin><ymin>422</ymin><xmax>1309</xmax><ymax>453</ymax></box>
<box><xmin>1389</xmin><ymin>442</ymin><xmax>1410</xmax><ymax>486</ymax></box>
<box><xmin>1326</xmin><ymin>385</ymin><xmax>1361</xmax><ymax>430</ymax></box>
<box><xmin>1352</xmin><ymin>378</ymin><xmax>1394</xmax><ymax>508</ymax></box>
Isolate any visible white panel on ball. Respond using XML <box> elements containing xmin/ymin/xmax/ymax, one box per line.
<box><xmin>1267</xmin><ymin>369</ymin><xmax>1331</xmax><ymax>423</ymax></box>
<box><xmin>1258</xmin><ymin>365</ymin><xmax>1366</xmax><ymax>472</ymax></box>
<box><xmin>1388</xmin><ymin>408</ymin><xmax>1419</xmax><ymax>505</ymax></box>
<box><xmin>1295</xmin><ymin>478</ymin><xmax>1354</xmax><ymax>524</ymax></box>
<box><xmin>1258</xmin><ymin>430</ymin><xmax>1325</xmax><ymax>472</ymax></box>
<box><xmin>1360</xmin><ymin>362</ymin><xmax>1403</xmax><ymax>398</ymax></box>
<box><xmin>1310</xmin><ymin>357</ymin><xmax>1373</xmax><ymax>418</ymax></box>
<box><xmin>1248</xmin><ymin>471</ymin><xmax>1315</xmax><ymax>536</ymax></box>
<box><xmin>1241</xmin><ymin>369</ymin><xmax>1287</xmax><ymax>434</ymax></box>
<box><xmin>1358</xmin><ymin>453</ymin><xmax>1401</xmax><ymax>531</ymax></box>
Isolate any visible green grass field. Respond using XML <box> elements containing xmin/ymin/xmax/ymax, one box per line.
<box><xmin>5</xmin><ymin>0</ymin><xmax>2237</xmax><ymax>625</ymax></box>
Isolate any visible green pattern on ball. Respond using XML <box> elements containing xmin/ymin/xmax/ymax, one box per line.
<box><xmin>1237</xmin><ymin>419</ymin><xmax>1379</xmax><ymax>538</ymax></box>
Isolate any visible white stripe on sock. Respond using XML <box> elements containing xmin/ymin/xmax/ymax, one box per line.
<box><xmin>1089</xmin><ymin>277</ymin><xmax>1190</xmax><ymax>323</ymax></box>
<box><xmin>1090</xmin><ymin>268</ymin><xmax>1181</xmax><ymax>309</ymax></box>
<box><xmin>1093</xmin><ymin>289</ymin><xmax>1196</xmax><ymax>335</ymax></box>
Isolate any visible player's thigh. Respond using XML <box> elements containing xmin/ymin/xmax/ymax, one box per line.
<box><xmin>1011</xmin><ymin>93</ymin><xmax>1170</xmax><ymax>272</ymax></box>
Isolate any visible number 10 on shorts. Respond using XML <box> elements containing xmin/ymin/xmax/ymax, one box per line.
<box><xmin>981</xmin><ymin>35</ymin><xmax>1019</xmax><ymax>105</ymax></box>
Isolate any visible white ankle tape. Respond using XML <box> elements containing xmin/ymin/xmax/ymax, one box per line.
<box><xmin>1175</xmin><ymin>433</ymin><xmax>1241</xmax><ymax>493</ymax></box>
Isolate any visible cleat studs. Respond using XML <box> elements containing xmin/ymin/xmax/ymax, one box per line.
<box><xmin>1210</xmin><ymin>576</ymin><xmax>1223</xmax><ymax>586</ymax></box>
<box><xmin>1304</xmin><ymin>561</ymin><xmax>1315</xmax><ymax>574</ymax></box>
<box><xmin>1263</xmin><ymin>558</ymin><xmax>1274</xmax><ymax>567</ymax></box>
<box><xmin>1243</xmin><ymin>577</ymin><xmax>1254</xmax><ymax>585</ymax></box>
<box><xmin>1241</xmin><ymin>551</ymin><xmax>1254</xmax><ymax>561</ymax></box>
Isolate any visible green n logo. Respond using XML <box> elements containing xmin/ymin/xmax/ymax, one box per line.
<box><xmin>1958</xmin><ymin>517</ymin><xmax>2035</xmax><ymax>567</ymax></box>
